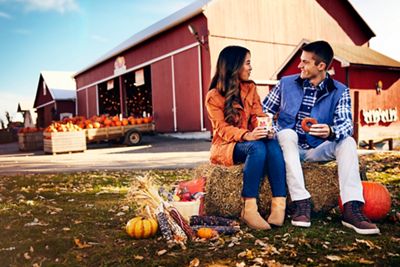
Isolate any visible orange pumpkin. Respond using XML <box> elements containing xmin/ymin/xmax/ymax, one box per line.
<box><xmin>197</xmin><ymin>227</ymin><xmax>217</xmax><ymax>239</ymax></box>
<box><xmin>126</xmin><ymin>217</ymin><xmax>158</xmax><ymax>239</ymax></box>
<box><xmin>121</xmin><ymin>119</ymin><xmax>129</xmax><ymax>126</ymax></box>
<box><xmin>339</xmin><ymin>181</ymin><xmax>391</xmax><ymax>221</ymax></box>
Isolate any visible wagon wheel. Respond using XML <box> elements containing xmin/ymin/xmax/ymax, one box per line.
<box><xmin>124</xmin><ymin>130</ymin><xmax>142</xmax><ymax>146</ymax></box>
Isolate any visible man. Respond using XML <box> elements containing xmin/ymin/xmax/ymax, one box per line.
<box><xmin>263</xmin><ymin>40</ymin><xmax>379</xmax><ymax>235</ymax></box>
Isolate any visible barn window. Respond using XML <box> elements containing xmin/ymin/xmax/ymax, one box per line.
<box><xmin>43</xmin><ymin>82</ymin><xmax>46</xmax><ymax>96</ymax></box>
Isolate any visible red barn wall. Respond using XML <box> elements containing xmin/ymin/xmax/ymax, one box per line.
<box><xmin>348</xmin><ymin>67</ymin><xmax>400</xmax><ymax>90</ymax></box>
<box><xmin>77</xmin><ymin>89</ymin><xmax>88</xmax><ymax>118</ymax></box>
<box><xmin>74</xmin><ymin>14</ymin><xmax>210</xmax><ymax>133</ymax></box>
<box><xmin>56</xmin><ymin>101</ymin><xmax>75</xmax><ymax>116</ymax></box>
<box><xmin>35</xmin><ymin>77</ymin><xmax>54</xmax><ymax>107</ymax></box>
<box><xmin>351</xmin><ymin>79</ymin><xmax>400</xmax><ymax>142</ymax></box>
<box><xmin>151</xmin><ymin>57</ymin><xmax>174</xmax><ymax>132</ymax></box>
<box><xmin>87</xmin><ymin>86</ymin><xmax>98</xmax><ymax>118</ymax></box>
<box><xmin>174</xmin><ymin>47</ymin><xmax>201</xmax><ymax>132</ymax></box>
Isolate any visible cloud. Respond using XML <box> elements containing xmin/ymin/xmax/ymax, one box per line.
<box><xmin>0</xmin><ymin>11</ymin><xmax>11</xmax><ymax>19</ymax></box>
<box><xmin>91</xmin><ymin>34</ymin><xmax>109</xmax><ymax>43</ymax></box>
<box><xmin>16</xmin><ymin>0</ymin><xmax>79</xmax><ymax>13</ymax></box>
<box><xmin>13</xmin><ymin>28</ymin><xmax>31</xmax><ymax>35</ymax></box>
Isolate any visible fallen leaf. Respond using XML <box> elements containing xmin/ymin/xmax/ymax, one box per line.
<box><xmin>23</xmin><ymin>252</ymin><xmax>31</xmax><ymax>260</ymax></box>
<box><xmin>358</xmin><ymin>258</ymin><xmax>374</xmax><ymax>264</ymax></box>
<box><xmin>74</xmin><ymin>238</ymin><xmax>92</xmax><ymax>249</ymax></box>
<box><xmin>253</xmin><ymin>257</ymin><xmax>264</xmax><ymax>265</ymax></box>
<box><xmin>134</xmin><ymin>255</ymin><xmax>144</xmax><ymax>260</ymax></box>
<box><xmin>24</xmin><ymin>218</ymin><xmax>48</xmax><ymax>227</ymax></box>
<box><xmin>189</xmin><ymin>257</ymin><xmax>200</xmax><ymax>267</ymax></box>
<box><xmin>326</xmin><ymin>255</ymin><xmax>342</xmax><ymax>261</ymax></box>
<box><xmin>157</xmin><ymin>249</ymin><xmax>167</xmax><ymax>256</ymax></box>
<box><xmin>235</xmin><ymin>262</ymin><xmax>246</xmax><ymax>267</ymax></box>
<box><xmin>356</xmin><ymin>239</ymin><xmax>381</xmax><ymax>250</ymax></box>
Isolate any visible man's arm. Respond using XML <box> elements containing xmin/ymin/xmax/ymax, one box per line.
<box><xmin>262</xmin><ymin>81</ymin><xmax>281</xmax><ymax>115</ymax></box>
<box><xmin>262</xmin><ymin>82</ymin><xmax>281</xmax><ymax>133</ymax></box>
<box><xmin>331</xmin><ymin>87</ymin><xmax>353</xmax><ymax>140</ymax></box>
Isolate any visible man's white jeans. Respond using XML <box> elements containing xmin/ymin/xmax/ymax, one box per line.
<box><xmin>277</xmin><ymin>129</ymin><xmax>364</xmax><ymax>204</ymax></box>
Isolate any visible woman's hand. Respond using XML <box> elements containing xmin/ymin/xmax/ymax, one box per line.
<box><xmin>266</xmin><ymin>128</ymin><xmax>275</xmax><ymax>139</ymax></box>
<box><xmin>243</xmin><ymin>126</ymin><xmax>269</xmax><ymax>141</ymax></box>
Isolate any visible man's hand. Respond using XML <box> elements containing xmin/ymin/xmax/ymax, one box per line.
<box><xmin>244</xmin><ymin>126</ymin><xmax>268</xmax><ymax>141</ymax></box>
<box><xmin>309</xmin><ymin>124</ymin><xmax>330</xmax><ymax>139</ymax></box>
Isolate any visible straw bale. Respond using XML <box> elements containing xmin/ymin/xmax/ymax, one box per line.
<box><xmin>194</xmin><ymin>161</ymin><xmax>340</xmax><ymax>218</ymax></box>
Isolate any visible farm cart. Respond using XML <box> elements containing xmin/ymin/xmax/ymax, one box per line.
<box><xmin>85</xmin><ymin>123</ymin><xmax>155</xmax><ymax>146</ymax></box>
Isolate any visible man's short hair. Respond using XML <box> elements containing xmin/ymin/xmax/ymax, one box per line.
<box><xmin>302</xmin><ymin>41</ymin><xmax>334</xmax><ymax>69</ymax></box>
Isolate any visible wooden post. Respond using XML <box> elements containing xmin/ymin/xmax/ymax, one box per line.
<box><xmin>389</xmin><ymin>138</ymin><xmax>393</xmax><ymax>150</ymax></box>
<box><xmin>353</xmin><ymin>91</ymin><xmax>360</xmax><ymax>146</ymax></box>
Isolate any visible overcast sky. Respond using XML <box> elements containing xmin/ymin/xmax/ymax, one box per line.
<box><xmin>0</xmin><ymin>0</ymin><xmax>399</xmax><ymax>125</ymax></box>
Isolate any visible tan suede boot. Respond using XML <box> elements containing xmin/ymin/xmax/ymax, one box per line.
<box><xmin>241</xmin><ymin>198</ymin><xmax>271</xmax><ymax>230</ymax></box>
<box><xmin>267</xmin><ymin>197</ymin><xmax>286</xmax><ymax>226</ymax></box>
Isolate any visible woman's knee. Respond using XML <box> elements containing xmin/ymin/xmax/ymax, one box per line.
<box><xmin>264</xmin><ymin>139</ymin><xmax>283</xmax><ymax>157</ymax></box>
<box><xmin>247</xmin><ymin>140</ymin><xmax>267</xmax><ymax>157</ymax></box>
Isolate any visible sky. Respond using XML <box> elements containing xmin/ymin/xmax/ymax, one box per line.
<box><xmin>0</xmin><ymin>0</ymin><xmax>399</xmax><ymax>126</ymax></box>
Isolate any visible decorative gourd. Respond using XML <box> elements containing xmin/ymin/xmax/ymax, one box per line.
<box><xmin>339</xmin><ymin>181</ymin><xmax>391</xmax><ymax>221</ymax></box>
<box><xmin>126</xmin><ymin>217</ymin><xmax>158</xmax><ymax>239</ymax></box>
<box><xmin>196</xmin><ymin>227</ymin><xmax>217</xmax><ymax>239</ymax></box>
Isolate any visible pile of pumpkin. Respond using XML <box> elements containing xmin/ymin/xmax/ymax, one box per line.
<box><xmin>18</xmin><ymin>127</ymin><xmax>44</xmax><ymax>134</ymax></box>
<box><xmin>43</xmin><ymin>114</ymin><xmax>153</xmax><ymax>133</ymax></box>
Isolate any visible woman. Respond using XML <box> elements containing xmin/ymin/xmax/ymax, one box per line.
<box><xmin>205</xmin><ymin>46</ymin><xmax>286</xmax><ymax>230</ymax></box>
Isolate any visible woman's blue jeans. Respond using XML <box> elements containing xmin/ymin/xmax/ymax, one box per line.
<box><xmin>233</xmin><ymin>139</ymin><xmax>286</xmax><ymax>198</ymax></box>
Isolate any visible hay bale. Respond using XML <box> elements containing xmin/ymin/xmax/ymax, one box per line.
<box><xmin>194</xmin><ymin>162</ymin><xmax>340</xmax><ymax>218</ymax></box>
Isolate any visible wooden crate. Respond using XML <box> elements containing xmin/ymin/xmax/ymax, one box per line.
<box><xmin>18</xmin><ymin>132</ymin><xmax>44</xmax><ymax>151</ymax></box>
<box><xmin>86</xmin><ymin>123</ymin><xmax>155</xmax><ymax>142</ymax></box>
<box><xmin>43</xmin><ymin>131</ymin><xmax>86</xmax><ymax>154</ymax></box>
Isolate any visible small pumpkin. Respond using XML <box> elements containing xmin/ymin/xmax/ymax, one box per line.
<box><xmin>197</xmin><ymin>227</ymin><xmax>217</xmax><ymax>239</ymax></box>
<box><xmin>339</xmin><ymin>181</ymin><xmax>391</xmax><ymax>221</ymax></box>
<box><xmin>126</xmin><ymin>217</ymin><xmax>158</xmax><ymax>239</ymax></box>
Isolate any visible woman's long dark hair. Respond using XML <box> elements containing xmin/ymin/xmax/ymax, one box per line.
<box><xmin>209</xmin><ymin>46</ymin><xmax>250</xmax><ymax>126</ymax></box>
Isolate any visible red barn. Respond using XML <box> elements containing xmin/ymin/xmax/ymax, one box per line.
<box><xmin>273</xmin><ymin>40</ymin><xmax>400</xmax><ymax>146</ymax></box>
<box><xmin>73</xmin><ymin>0</ymin><xmax>377</xmax><ymax>134</ymax></box>
<box><xmin>33</xmin><ymin>71</ymin><xmax>76</xmax><ymax>128</ymax></box>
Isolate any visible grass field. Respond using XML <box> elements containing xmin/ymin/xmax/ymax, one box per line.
<box><xmin>0</xmin><ymin>153</ymin><xmax>399</xmax><ymax>266</ymax></box>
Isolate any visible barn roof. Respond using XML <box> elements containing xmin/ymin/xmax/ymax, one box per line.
<box><xmin>41</xmin><ymin>71</ymin><xmax>76</xmax><ymax>100</ymax></box>
<box><xmin>272</xmin><ymin>39</ymin><xmax>400</xmax><ymax>79</ymax></box>
<box><xmin>332</xmin><ymin>44</ymin><xmax>400</xmax><ymax>68</ymax></box>
<box><xmin>74</xmin><ymin>0</ymin><xmax>211</xmax><ymax>77</ymax></box>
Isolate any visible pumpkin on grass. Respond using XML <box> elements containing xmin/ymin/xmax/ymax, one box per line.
<box><xmin>126</xmin><ymin>217</ymin><xmax>158</xmax><ymax>239</ymax></box>
<box><xmin>197</xmin><ymin>227</ymin><xmax>217</xmax><ymax>239</ymax></box>
<box><xmin>339</xmin><ymin>181</ymin><xmax>391</xmax><ymax>221</ymax></box>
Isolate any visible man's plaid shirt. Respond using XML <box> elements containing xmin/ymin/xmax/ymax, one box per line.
<box><xmin>262</xmin><ymin>74</ymin><xmax>353</xmax><ymax>148</ymax></box>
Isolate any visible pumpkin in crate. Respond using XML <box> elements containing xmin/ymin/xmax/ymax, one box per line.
<box><xmin>339</xmin><ymin>181</ymin><xmax>391</xmax><ymax>221</ymax></box>
<box><xmin>126</xmin><ymin>217</ymin><xmax>158</xmax><ymax>239</ymax></box>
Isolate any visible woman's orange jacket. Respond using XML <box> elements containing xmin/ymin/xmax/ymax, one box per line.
<box><xmin>205</xmin><ymin>81</ymin><xmax>265</xmax><ymax>166</ymax></box>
